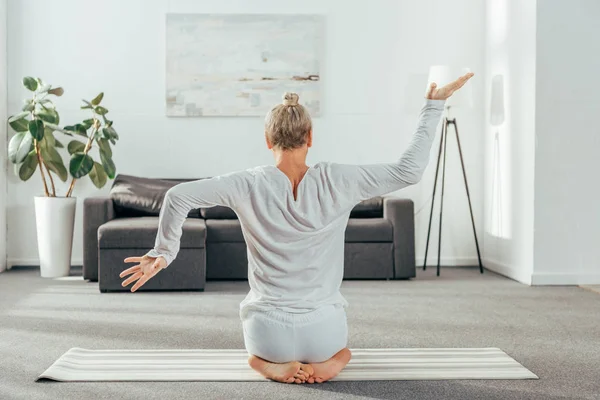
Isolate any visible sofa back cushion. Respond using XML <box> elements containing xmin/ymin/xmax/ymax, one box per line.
<box><xmin>200</xmin><ymin>206</ymin><xmax>238</xmax><ymax>219</ymax></box>
<box><xmin>110</xmin><ymin>174</ymin><xmax>204</xmax><ymax>218</ymax></box>
<box><xmin>350</xmin><ymin>197</ymin><xmax>383</xmax><ymax>218</ymax></box>
<box><xmin>110</xmin><ymin>174</ymin><xmax>383</xmax><ymax>219</ymax></box>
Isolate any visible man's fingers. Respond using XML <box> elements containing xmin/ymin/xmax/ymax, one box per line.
<box><xmin>452</xmin><ymin>72</ymin><xmax>475</xmax><ymax>89</ymax></box>
<box><xmin>119</xmin><ymin>265</ymin><xmax>141</xmax><ymax>278</ymax></box>
<box><xmin>426</xmin><ymin>82</ymin><xmax>437</xmax><ymax>99</ymax></box>
<box><xmin>124</xmin><ymin>256</ymin><xmax>143</xmax><ymax>263</ymax></box>
<box><xmin>122</xmin><ymin>271</ymin><xmax>143</xmax><ymax>287</ymax></box>
<box><xmin>131</xmin><ymin>275</ymin><xmax>151</xmax><ymax>292</ymax></box>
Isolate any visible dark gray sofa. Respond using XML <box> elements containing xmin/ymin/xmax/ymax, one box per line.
<box><xmin>83</xmin><ymin>175</ymin><xmax>416</xmax><ymax>292</ymax></box>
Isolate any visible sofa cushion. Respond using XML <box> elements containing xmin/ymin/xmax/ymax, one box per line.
<box><xmin>350</xmin><ymin>197</ymin><xmax>383</xmax><ymax>218</ymax></box>
<box><xmin>98</xmin><ymin>217</ymin><xmax>206</xmax><ymax>249</ymax></box>
<box><xmin>345</xmin><ymin>218</ymin><xmax>393</xmax><ymax>242</ymax></box>
<box><xmin>201</xmin><ymin>206</ymin><xmax>238</xmax><ymax>220</ymax></box>
<box><xmin>205</xmin><ymin>219</ymin><xmax>245</xmax><ymax>242</ymax></box>
<box><xmin>109</xmin><ymin>174</ymin><xmax>203</xmax><ymax>218</ymax></box>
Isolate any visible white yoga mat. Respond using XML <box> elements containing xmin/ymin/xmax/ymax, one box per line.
<box><xmin>38</xmin><ymin>347</ymin><xmax>538</xmax><ymax>382</ymax></box>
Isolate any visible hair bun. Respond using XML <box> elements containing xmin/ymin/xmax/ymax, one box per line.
<box><xmin>282</xmin><ymin>92</ymin><xmax>299</xmax><ymax>106</ymax></box>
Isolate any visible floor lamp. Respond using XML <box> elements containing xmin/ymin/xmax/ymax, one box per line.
<box><xmin>423</xmin><ymin>66</ymin><xmax>484</xmax><ymax>276</ymax></box>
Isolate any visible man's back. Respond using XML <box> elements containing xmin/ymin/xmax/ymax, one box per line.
<box><xmin>236</xmin><ymin>163</ymin><xmax>358</xmax><ymax>315</ymax></box>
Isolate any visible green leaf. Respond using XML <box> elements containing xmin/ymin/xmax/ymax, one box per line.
<box><xmin>40</xmin><ymin>143</ymin><xmax>63</xmax><ymax>165</ymax></box>
<box><xmin>39</xmin><ymin>101</ymin><xmax>55</xmax><ymax>110</ymax></box>
<box><xmin>97</xmin><ymin>138</ymin><xmax>112</xmax><ymax>158</ymax></box>
<box><xmin>64</xmin><ymin>124</ymin><xmax>88</xmax><ymax>137</ymax></box>
<box><xmin>23</xmin><ymin>77</ymin><xmax>38</xmax><ymax>91</ymax></box>
<box><xmin>22</xmin><ymin>100</ymin><xmax>35</xmax><ymax>112</ymax></box>
<box><xmin>42</xmin><ymin>127</ymin><xmax>57</xmax><ymax>147</ymax></box>
<box><xmin>95</xmin><ymin>106</ymin><xmax>108</xmax><ymax>115</ymax></box>
<box><xmin>45</xmin><ymin>123</ymin><xmax>72</xmax><ymax>136</ymax></box>
<box><xmin>91</xmin><ymin>92</ymin><xmax>104</xmax><ymax>106</ymax></box>
<box><xmin>55</xmin><ymin>139</ymin><xmax>65</xmax><ymax>148</ymax></box>
<box><xmin>9</xmin><ymin>117</ymin><xmax>29</xmax><ymax>133</ymax></box>
<box><xmin>37</xmin><ymin>109</ymin><xmax>60</xmax><ymax>124</ymax></box>
<box><xmin>28</xmin><ymin>119</ymin><xmax>45</xmax><ymax>141</ymax></box>
<box><xmin>82</xmin><ymin>118</ymin><xmax>95</xmax><ymax>129</ymax></box>
<box><xmin>44</xmin><ymin>159</ymin><xmax>68</xmax><ymax>182</ymax></box>
<box><xmin>67</xmin><ymin>140</ymin><xmax>86</xmax><ymax>155</ymax></box>
<box><xmin>19</xmin><ymin>151</ymin><xmax>38</xmax><ymax>181</ymax></box>
<box><xmin>48</xmin><ymin>87</ymin><xmax>64</xmax><ymax>96</ymax></box>
<box><xmin>89</xmin><ymin>162</ymin><xmax>108</xmax><ymax>188</ymax></box>
<box><xmin>99</xmin><ymin>149</ymin><xmax>116</xmax><ymax>179</ymax></box>
<box><xmin>8</xmin><ymin>111</ymin><xmax>29</xmax><ymax>123</ymax></box>
<box><xmin>8</xmin><ymin>131</ymin><xmax>34</xmax><ymax>164</ymax></box>
<box><xmin>69</xmin><ymin>152</ymin><xmax>94</xmax><ymax>178</ymax></box>
<box><xmin>81</xmin><ymin>99</ymin><xmax>93</xmax><ymax>110</ymax></box>
<box><xmin>38</xmin><ymin>84</ymin><xmax>52</xmax><ymax>93</ymax></box>
<box><xmin>102</xmin><ymin>126</ymin><xmax>119</xmax><ymax>140</ymax></box>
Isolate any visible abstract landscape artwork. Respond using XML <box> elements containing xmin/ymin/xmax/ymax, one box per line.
<box><xmin>166</xmin><ymin>14</ymin><xmax>324</xmax><ymax>117</ymax></box>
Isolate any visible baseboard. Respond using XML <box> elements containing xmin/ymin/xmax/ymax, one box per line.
<box><xmin>415</xmin><ymin>256</ymin><xmax>481</xmax><ymax>267</ymax></box>
<box><xmin>7</xmin><ymin>258</ymin><xmax>83</xmax><ymax>270</ymax></box>
<box><xmin>531</xmin><ymin>272</ymin><xmax>600</xmax><ymax>286</ymax></box>
<box><xmin>483</xmin><ymin>257</ymin><xmax>532</xmax><ymax>285</ymax></box>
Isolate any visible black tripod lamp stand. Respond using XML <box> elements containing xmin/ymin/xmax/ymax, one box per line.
<box><xmin>422</xmin><ymin>66</ymin><xmax>484</xmax><ymax>276</ymax></box>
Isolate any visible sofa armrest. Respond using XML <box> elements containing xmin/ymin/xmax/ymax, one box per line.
<box><xmin>83</xmin><ymin>197</ymin><xmax>116</xmax><ymax>281</ymax></box>
<box><xmin>383</xmin><ymin>197</ymin><xmax>416</xmax><ymax>279</ymax></box>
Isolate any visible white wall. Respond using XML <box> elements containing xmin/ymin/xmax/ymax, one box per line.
<box><xmin>0</xmin><ymin>0</ymin><xmax>7</xmax><ymax>273</ymax></box>
<box><xmin>6</xmin><ymin>0</ymin><xmax>485</xmax><ymax>268</ymax></box>
<box><xmin>0</xmin><ymin>0</ymin><xmax>7</xmax><ymax>272</ymax></box>
<box><xmin>532</xmin><ymin>0</ymin><xmax>600</xmax><ymax>285</ymax></box>
<box><xmin>483</xmin><ymin>0</ymin><xmax>537</xmax><ymax>284</ymax></box>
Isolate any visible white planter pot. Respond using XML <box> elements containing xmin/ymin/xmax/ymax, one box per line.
<box><xmin>34</xmin><ymin>196</ymin><xmax>77</xmax><ymax>278</ymax></box>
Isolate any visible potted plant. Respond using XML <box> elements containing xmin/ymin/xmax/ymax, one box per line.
<box><xmin>7</xmin><ymin>77</ymin><xmax>119</xmax><ymax>278</ymax></box>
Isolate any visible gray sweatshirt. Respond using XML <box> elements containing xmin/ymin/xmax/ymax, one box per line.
<box><xmin>146</xmin><ymin>99</ymin><xmax>446</xmax><ymax>315</ymax></box>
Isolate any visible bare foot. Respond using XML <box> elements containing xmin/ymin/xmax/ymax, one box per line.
<box><xmin>248</xmin><ymin>355</ymin><xmax>311</xmax><ymax>384</ymax></box>
<box><xmin>307</xmin><ymin>348</ymin><xmax>352</xmax><ymax>383</ymax></box>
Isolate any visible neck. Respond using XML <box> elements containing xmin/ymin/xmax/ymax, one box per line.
<box><xmin>273</xmin><ymin>148</ymin><xmax>308</xmax><ymax>172</ymax></box>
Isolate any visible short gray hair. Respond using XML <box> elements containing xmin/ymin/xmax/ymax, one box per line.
<box><xmin>264</xmin><ymin>92</ymin><xmax>312</xmax><ymax>151</ymax></box>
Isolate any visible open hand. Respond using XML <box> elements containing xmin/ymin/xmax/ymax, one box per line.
<box><xmin>426</xmin><ymin>72</ymin><xmax>475</xmax><ymax>100</ymax></box>
<box><xmin>120</xmin><ymin>255</ymin><xmax>167</xmax><ymax>292</ymax></box>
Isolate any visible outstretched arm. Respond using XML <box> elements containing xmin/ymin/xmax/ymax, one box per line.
<box><xmin>120</xmin><ymin>170</ymin><xmax>255</xmax><ymax>292</ymax></box>
<box><xmin>331</xmin><ymin>72</ymin><xmax>474</xmax><ymax>203</ymax></box>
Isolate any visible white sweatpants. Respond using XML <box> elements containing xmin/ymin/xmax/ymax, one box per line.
<box><xmin>241</xmin><ymin>304</ymin><xmax>348</xmax><ymax>364</ymax></box>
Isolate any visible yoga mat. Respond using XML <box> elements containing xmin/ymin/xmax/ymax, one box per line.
<box><xmin>38</xmin><ymin>347</ymin><xmax>538</xmax><ymax>382</ymax></box>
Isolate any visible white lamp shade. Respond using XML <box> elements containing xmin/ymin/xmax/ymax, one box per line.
<box><xmin>490</xmin><ymin>74</ymin><xmax>505</xmax><ymax>126</ymax></box>
<box><xmin>427</xmin><ymin>66</ymin><xmax>474</xmax><ymax>108</ymax></box>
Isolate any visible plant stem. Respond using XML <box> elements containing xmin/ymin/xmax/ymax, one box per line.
<box><xmin>34</xmin><ymin>141</ymin><xmax>50</xmax><ymax>197</ymax></box>
<box><xmin>44</xmin><ymin>163</ymin><xmax>56</xmax><ymax>197</ymax></box>
<box><xmin>65</xmin><ymin>177</ymin><xmax>76</xmax><ymax>198</ymax></box>
<box><xmin>31</xmin><ymin>106</ymin><xmax>51</xmax><ymax>197</ymax></box>
<box><xmin>65</xmin><ymin>117</ymin><xmax>98</xmax><ymax>198</ymax></box>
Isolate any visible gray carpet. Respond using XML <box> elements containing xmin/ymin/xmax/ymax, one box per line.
<box><xmin>1</xmin><ymin>266</ymin><xmax>599</xmax><ymax>400</ymax></box>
